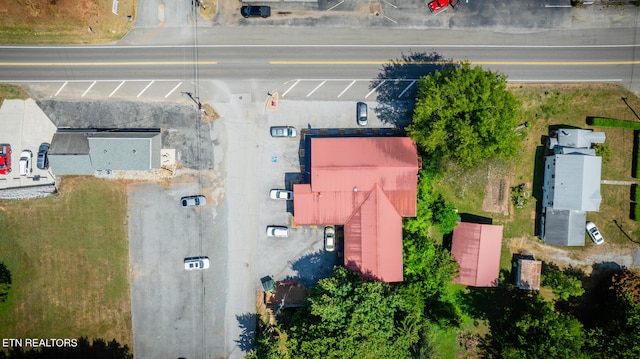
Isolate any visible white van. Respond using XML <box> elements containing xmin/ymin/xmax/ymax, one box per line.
<box><xmin>19</xmin><ymin>150</ymin><xmax>32</xmax><ymax>176</ymax></box>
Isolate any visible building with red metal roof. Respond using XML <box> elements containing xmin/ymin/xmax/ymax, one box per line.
<box><xmin>293</xmin><ymin>137</ymin><xmax>421</xmax><ymax>282</ymax></box>
<box><xmin>451</xmin><ymin>222</ymin><xmax>503</xmax><ymax>287</ymax></box>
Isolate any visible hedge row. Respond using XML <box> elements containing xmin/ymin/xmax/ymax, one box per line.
<box><xmin>587</xmin><ymin>117</ymin><xmax>640</xmax><ymax>130</ymax></box>
<box><xmin>637</xmin><ymin>131</ymin><xmax>640</xmax><ymax>179</ymax></box>
<box><xmin>634</xmin><ymin>203</ymin><xmax>640</xmax><ymax>221</ymax></box>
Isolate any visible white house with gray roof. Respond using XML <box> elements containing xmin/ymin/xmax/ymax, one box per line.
<box><xmin>541</xmin><ymin>128</ymin><xmax>605</xmax><ymax>246</ymax></box>
<box><xmin>48</xmin><ymin>129</ymin><xmax>161</xmax><ymax>175</ymax></box>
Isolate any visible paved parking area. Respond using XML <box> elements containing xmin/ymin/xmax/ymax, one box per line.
<box><xmin>0</xmin><ymin>99</ymin><xmax>56</xmax><ymax>190</ymax></box>
<box><xmin>128</xmin><ymin>179</ymin><xmax>227</xmax><ymax>359</ymax></box>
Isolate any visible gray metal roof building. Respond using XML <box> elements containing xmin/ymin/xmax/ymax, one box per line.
<box><xmin>49</xmin><ymin>129</ymin><xmax>161</xmax><ymax>175</ymax></box>
<box><xmin>541</xmin><ymin>128</ymin><xmax>604</xmax><ymax>246</ymax></box>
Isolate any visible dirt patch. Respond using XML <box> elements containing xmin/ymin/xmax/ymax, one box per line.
<box><xmin>482</xmin><ymin>168</ymin><xmax>510</xmax><ymax>215</ymax></box>
<box><xmin>507</xmin><ymin>236</ymin><xmax>638</xmax><ymax>275</ymax></box>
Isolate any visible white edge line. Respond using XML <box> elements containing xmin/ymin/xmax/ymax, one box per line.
<box><xmin>337</xmin><ymin>80</ymin><xmax>357</xmax><ymax>98</ymax></box>
<box><xmin>137</xmin><ymin>80</ymin><xmax>154</xmax><ymax>98</ymax></box>
<box><xmin>54</xmin><ymin>81</ymin><xmax>68</xmax><ymax>97</ymax></box>
<box><xmin>365</xmin><ymin>80</ymin><xmax>386</xmax><ymax>99</ymax></box>
<box><xmin>81</xmin><ymin>81</ymin><xmax>96</xmax><ymax>97</ymax></box>
<box><xmin>306</xmin><ymin>80</ymin><xmax>327</xmax><ymax>97</ymax></box>
<box><xmin>281</xmin><ymin>80</ymin><xmax>300</xmax><ymax>98</ymax></box>
<box><xmin>109</xmin><ymin>81</ymin><xmax>126</xmax><ymax>98</ymax></box>
<box><xmin>165</xmin><ymin>82</ymin><xmax>182</xmax><ymax>98</ymax></box>
<box><xmin>397</xmin><ymin>80</ymin><xmax>416</xmax><ymax>98</ymax></box>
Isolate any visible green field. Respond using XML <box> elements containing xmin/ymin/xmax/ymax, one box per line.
<box><xmin>0</xmin><ymin>177</ymin><xmax>132</xmax><ymax>348</ymax></box>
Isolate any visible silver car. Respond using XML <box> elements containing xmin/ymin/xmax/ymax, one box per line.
<box><xmin>270</xmin><ymin>126</ymin><xmax>298</xmax><ymax>138</ymax></box>
<box><xmin>356</xmin><ymin>102</ymin><xmax>368</xmax><ymax>126</ymax></box>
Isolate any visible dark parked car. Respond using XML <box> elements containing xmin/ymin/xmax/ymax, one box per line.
<box><xmin>241</xmin><ymin>5</ymin><xmax>271</xmax><ymax>18</ymax></box>
<box><xmin>37</xmin><ymin>142</ymin><xmax>50</xmax><ymax>170</ymax></box>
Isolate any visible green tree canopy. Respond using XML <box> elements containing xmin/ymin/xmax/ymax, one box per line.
<box><xmin>407</xmin><ymin>63</ymin><xmax>522</xmax><ymax>168</ymax></box>
<box><xmin>283</xmin><ymin>266</ymin><xmax>419</xmax><ymax>358</ymax></box>
<box><xmin>488</xmin><ymin>293</ymin><xmax>586</xmax><ymax>359</ymax></box>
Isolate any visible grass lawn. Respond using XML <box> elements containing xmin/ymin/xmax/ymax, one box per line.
<box><xmin>434</xmin><ymin>83</ymin><xmax>640</xmax><ymax>247</ymax></box>
<box><xmin>0</xmin><ymin>0</ymin><xmax>137</xmax><ymax>44</ymax></box>
<box><xmin>0</xmin><ymin>85</ymin><xmax>29</xmax><ymax>105</ymax></box>
<box><xmin>0</xmin><ymin>177</ymin><xmax>132</xmax><ymax>347</ymax></box>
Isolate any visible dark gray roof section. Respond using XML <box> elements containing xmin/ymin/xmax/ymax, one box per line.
<box><xmin>543</xmin><ymin>209</ymin><xmax>586</xmax><ymax>246</ymax></box>
<box><xmin>49</xmin><ymin>133</ymin><xmax>89</xmax><ymax>155</ymax></box>
<box><xmin>551</xmin><ymin>154</ymin><xmax>602</xmax><ymax>212</ymax></box>
<box><xmin>556</xmin><ymin>128</ymin><xmax>606</xmax><ymax>149</ymax></box>
<box><xmin>49</xmin><ymin>129</ymin><xmax>161</xmax><ymax>175</ymax></box>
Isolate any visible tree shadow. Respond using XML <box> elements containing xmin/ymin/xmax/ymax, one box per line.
<box><xmin>235</xmin><ymin>313</ymin><xmax>257</xmax><ymax>353</ymax></box>
<box><xmin>372</xmin><ymin>51</ymin><xmax>457</xmax><ymax>129</ymax></box>
<box><xmin>280</xmin><ymin>250</ymin><xmax>340</xmax><ymax>288</ymax></box>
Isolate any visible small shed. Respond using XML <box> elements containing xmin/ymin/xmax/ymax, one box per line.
<box><xmin>265</xmin><ymin>281</ymin><xmax>309</xmax><ymax>309</ymax></box>
<box><xmin>515</xmin><ymin>257</ymin><xmax>542</xmax><ymax>290</ymax></box>
<box><xmin>451</xmin><ymin>222</ymin><xmax>503</xmax><ymax>287</ymax></box>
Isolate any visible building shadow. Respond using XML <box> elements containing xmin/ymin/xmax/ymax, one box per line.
<box><xmin>281</xmin><ymin>250</ymin><xmax>340</xmax><ymax>288</ymax></box>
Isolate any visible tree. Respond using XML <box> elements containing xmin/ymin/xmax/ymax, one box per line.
<box><xmin>609</xmin><ymin>269</ymin><xmax>640</xmax><ymax>304</ymax></box>
<box><xmin>407</xmin><ymin>63</ymin><xmax>522</xmax><ymax>168</ymax></box>
<box><xmin>0</xmin><ymin>261</ymin><xmax>11</xmax><ymax>304</ymax></box>
<box><xmin>429</xmin><ymin>194</ymin><xmax>458</xmax><ymax>234</ymax></box>
<box><xmin>487</xmin><ymin>292</ymin><xmax>586</xmax><ymax>359</ymax></box>
<box><xmin>279</xmin><ymin>266</ymin><xmax>418</xmax><ymax>358</ymax></box>
<box><xmin>541</xmin><ymin>264</ymin><xmax>585</xmax><ymax>301</ymax></box>
<box><xmin>588</xmin><ymin>293</ymin><xmax>640</xmax><ymax>358</ymax></box>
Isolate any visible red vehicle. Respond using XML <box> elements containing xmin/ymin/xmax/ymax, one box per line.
<box><xmin>0</xmin><ymin>144</ymin><xmax>11</xmax><ymax>175</ymax></box>
<box><xmin>428</xmin><ymin>0</ymin><xmax>459</xmax><ymax>13</ymax></box>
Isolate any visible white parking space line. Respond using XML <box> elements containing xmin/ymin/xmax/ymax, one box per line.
<box><xmin>383</xmin><ymin>0</ymin><xmax>397</xmax><ymax>8</ymax></box>
<box><xmin>398</xmin><ymin>80</ymin><xmax>416</xmax><ymax>98</ymax></box>
<box><xmin>109</xmin><ymin>81</ymin><xmax>126</xmax><ymax>98</ymax></box>
<box><xmin>137</xmin><ymin>80</ymin><xmax>154</xmax><ymax>98</ymax></box>
<box><xmin>54</xmin><ymin>81</ymin><xmax>68</xmax><ymax>97</ymax></box>
<box><xmin>327</xmin><ymin>0</ymin><xmax>344</xmax><ymax>11</ymax></box>
<box><xmin>81</xmin><ymin>81</ymin><xmax>96</xmax><ymax>97</ymax></box>
<box><xmin>306</xmin><ymin>81</ymin><xmax>326</xmax><ymax>97</ymax></box>
<box><xmin>165</xmin><ymin>82</ymin><xmax>182</xmax><ymax>98</ymax></box>
<box><xmin>384</xmin><ymin>16</ymin><xmax>398</xmax><ymax>24</ymax></box>
<box><xmin>337</xmin><ymin>80</ymin><xmax>357</xmax><ymax>98</ymax></box>
<box><xmin>365</xmin><ymin>80</ymin><xmax>385</xmax><ymax>99</ymax></box>
<box><xmin>281</xmin><ymin>80</ymin><xmax>300</xmax><ymax>98</ymax></box>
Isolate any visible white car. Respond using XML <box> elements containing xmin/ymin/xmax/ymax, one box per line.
<box><xmin>184</xmin><ymin>257</ymin><xmax>210</xmax><ymax>270</ymax></box>
<box><xmin>324</xmin><ymin>226</ymin><xmax>336</xmax><ymax>252</ymax></box>
<box><xmin>19</xmin><ymin>150</ymin><xmax>32</xmax><ymax>176</ymax></box>
<box><xmin>266</xmin><ymin>226</ymin><xmax>289</xmax><ymax>238</ymax></box>
<box><xmin>181</xmin><ymin>195</ymin><xmax>206</xmax><ymax>207</ymax></box>
<box><xmin>585</xmin><ymin>222</ymin><xmax>604</xmax><ymax>245</ymax></box>
<box><xmin>270</xmin><ymin>189</ymin><xmax>293</xmax><ymax>200</ymax></box>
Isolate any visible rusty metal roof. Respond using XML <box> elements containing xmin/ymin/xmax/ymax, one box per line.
<box><xmin>451</xmin><ymin>222</ymin><xmax>503</xmax><ymax>287</ymax></box>
<box><xmin>516</xmin><ymin>259</ymin><xmax>542</xmax><ymax>290</ymax></box>
<box><xmin>293</xmin><ymin>137</ymin><xmax>420</xmax><ymax>283</ymax></box>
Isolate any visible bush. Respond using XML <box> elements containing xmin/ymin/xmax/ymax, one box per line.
<box><xmin>587</xmin><ymin>117</ymin><xmax>640</xmax><ymax>130</ymax></box>
<box><xmin>511</xmin><ymin>183</ymin><xmax>529</xmax><ymax>209</ymax></box>
<box><xmin>594</xmin><ymin>144</ymin><xmax>611</xmax><ymax>163</ymax></box>
<box><xmin>634</xmin><ymin>203</ymin><xmax>640</xmax><ymax>221</ymax></box>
